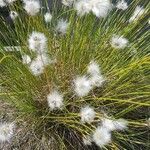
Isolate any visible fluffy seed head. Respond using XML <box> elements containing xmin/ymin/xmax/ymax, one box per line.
<box><xmin>47</xmin><ymin>90</ymin><xmax>64</xmax><ymax>110</ymax></box>
<box><xmin>5</xmin><ymin>0</ymin><xmax>16</xmax><ymax>4</ymax></box>
<box><xmin>56</xmin><ymin>19</ymin><xmax>69</xmax><ymax>34</ymax></box>
<box><xmin>102</xmin><ymin>118</ymin><xmax>128</xmax><ymax>131</ymax></box>
<box><xmin>87</xmin><ymin>61</ymin><xmax>100</xmax><ymax>75</ymax></box>
<box><xmin>28</xmin><ymin>31</ymin><xmax>47</xmax><ymax>53</ymax></box>
<box><xmin>89</xmin><ymin>74</ymin><xmax>105</xmax><ymax>87</ymax></box>
<box><xmin>111</xmin><ymin>35</ymin><xmax>128</xmax><ymax>49</ymax></box>
<box><xmin>24</xmin><ymin>0</ymin><xmax>40</xmax><ymax>16</ymax></box>
<box><xmin>80</xmin><ymin>105</ymin><xmax>95</xmax><ymax>123</ymax></box>
<box><xmin>44</xmin><ymin>12</ymin><xmax>52</xmax><ymax>23</ymax></box>
<box><xmin>29</xmin><ymin>57</ymin><xmax>45</xmax><ymax>76</ymax></box>
<box><xmin>101</xmin><ymin>118</ymin><xmax>116</xmax><ymax>131</ymax></box>
<box><xmin>90</xmin><ymin>0</ymin><xmax>112</xmax><ymax>18</ymax></box>
<box><xmin>129</xmin><ymin>6</ymin><xmax>145</xmax><ymax>23</ymax></box>
<box><xmin>116</xmin><ymin>0</ymin><xmax>128</xmax><ymax>10</ymax></box>
<box><xmin>93</xmin><ymin>126</ymin><xmax>111</xmax><ymax>147</ymax></box>
<box><xmin>75</xmin><ymin>0</ymin><xmax>91</xmax><ymax>16</ymax></box>
<box><xmin>22</xmin><ymin>54</ymin><xmax>32</xmax><ymax>64</ymax></box>
<box><xmin>73</xmin><ymin>76</ymin><xmax>92</xmax><ymax>97</ymax></box>
<box><xmin>0</xmin><ymin>0</ymin><xmax>6</xmax><ymax>7</ymax></box>
<box><xmin>87</xmin><ymin>61</ymin><xmax>105</xmax><ymax>87</ymax></box>
<box><xmin>62</xmin><ymin>0</ymin><xmax>75</xmax><ymax>7</ymax></box>
<box><xmin>113</xmin><ymin>119</ymin><xmax>128</xmax><ymax>130</ymax></box>
<box><xmin>29</xmin><ymin>53</ymin><xmax>52</xmax><ymax>76</ymax></box>
<box><xmin>0</xmin><ymin>122</ymin><xmax>15</xmax><ymax>142</ymax></box>
<box><xmin>10</xmin><ymin>11</ymin><xmax>18</xmax><ymax>20</ymax></box>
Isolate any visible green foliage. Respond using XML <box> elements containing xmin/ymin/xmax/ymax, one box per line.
<box><xmin>0</xmin><ymin>0</ymin><xmax>150</xmax><ymax>149</ymax></box>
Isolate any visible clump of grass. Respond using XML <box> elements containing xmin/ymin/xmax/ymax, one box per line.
<box><xmin>0</xmin><ymin>0</ymin><xmax>150</xmax><ymax>149</ymax></box>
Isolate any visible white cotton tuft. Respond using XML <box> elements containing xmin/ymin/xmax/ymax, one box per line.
<box><xmin>87</xmin><ymin>61</ymin><xmax>105</xmax><ymax>87</ymax></box>
<box><xmin>73</xmin><ymin>76</ymin><xmax>92</xmax><ymax>97</ymax></box>
<box><xmin>28</xmin><ymin>31</ymin><xmax>47</xmax><ymax>53</ymax></box>
<box><xmin>116</xmin><ymin>0</ymin><xmax>128</xmax><ymax>10</ymax></box>
<box><xmin>80</xmin><ymin>106</ymin><xmax>95</xmax><ymax>123</ymax></box>
<box><xmin>5</xmin><ymin>0</ymin><xmax>16</xmax><ymax>4</ymax></box>
<box><xmin>44</xmin><ymin>12</ymin><xmax>52</xmax><ymax>23</ymax></box>
<box><xmin>38</xmin><ymin>53</ymin><xmax>53</xmax><ymax>65</ymax></box>
<box><xmin>110</xmin><ymin>35</ymin><xmax>128</xmax><ymax>49</ymax></box>
<box><xmin>93</xmin><ymin>126</ymin><xmax>111</xmax><ymax>147</ymax></box>
<box><xmin>83</xmin><ymin>135</ymin><xmax>92</xmax><ymax>145</ymax></box>
<box><xmin>89</xmin><ymin>74</ymin><xmax>105</xmax><ymax>87</ymax></box>
<box><xmin>24</xmin><ymin>0</ymin><xmax>40</xmax><ymax>16</ymax></box>
<box><xmin>62</xmin><ymin>0</ymin><xmax>75</xmax><ymax>7</ymax></box>
<box><xmin>47</xmin><ymin>90</ymin><xmax>64</xmax><ymax>110</ymax></box>
<box><xmin>29</xmin><ymin>54</ymin><xmax>52</xmax><ymax>76</ymax></box>
<box><xmin>129</xmin><ymin>6</ymin><xmax>145</xmax><ymax>23</ymax></box>
<box><xmin>74</xmin><ymin>0</ymin><xmax>91</xmax><ymax>16</ymax></box>
<box><xmin>113</xmin><ymin>119</ymin><xmax>128</xmax><ymax>130</ymax></box>
<box><xmin>22</xmin><ymin>54</ymin><xmax>31</xmax><ymax>64</ymax></box>
<box><xmin>90</xmin><ymin>0</ymin><xmax>112</xmax><ymax>18</ymax></box>
<box><xmin>56</xmin><ymin>19</ymin><xmax>69</xmax><ymax>34</ymax></box>
<box><xmin>10</xmin><ymin>11</ymin><xmax>18</xmax><ymax>20</ymax></box>
<box><xmin>0</xmin><ymin>0</ymin><xmax>6</xmax><ymax>7</ymax></box>
<box><xmin>29</xmin><ymin>57</ymin><xmax>45</xmax><ymax>76</ymax></box>
<box><xmin>75</xmin><ymin>0</ymin><xmax>112</xmax><ymax>17</ymax></box>
<box><xmin>87</xmin><ymin>61</ymin><xmax>100</xmax><ymax>75</ymax></box>
<box><xmin>102</xmin><ymin>118</ymin><xmax>128</xmax><ymax>131</ymax></box>
<box><xmin>101</xmin><ymin>118</ymin><xmax>116</xmax><ymax>131</ymax></box>
<box><xmin>0</xmin><ymin>122</ymin><xmax>15</xmax><ymax>142</ymax></box>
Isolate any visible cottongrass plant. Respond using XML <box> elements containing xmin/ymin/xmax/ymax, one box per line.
<box><xmin>0</xmin><ymin>0</ymin><xmax>150</xmax><ymax>149</ymax></box>
<box><xmin>0</xmin><ymin>122</ymin><xmax>15</xmax><ymax>142</ymax></box>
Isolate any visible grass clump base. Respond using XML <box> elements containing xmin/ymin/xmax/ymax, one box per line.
<box><xmin>0</xmin><ymin>0</ymin><xmax>150</xmax><ymax>149</ymax></box>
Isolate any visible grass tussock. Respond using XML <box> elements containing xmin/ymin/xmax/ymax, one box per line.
<box><xmin>0</xmin><ymin>0</ymin><xmax>150</xmax><ymax>149</ymax></box>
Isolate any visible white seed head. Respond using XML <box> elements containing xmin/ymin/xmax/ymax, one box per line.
<box><xmin>87</xmin><ymin>61</ymin><xmax>100</xmax><ymax>75</ymax></box>
<box><xmin>22</xmin><ymin>54</ymin><xmax>32</xmax><ymax>64</ymax></box>
<box><xmin>80</xmin><ymin>105</ymin><xmax>95</xmax><ymax>123</ymax></box>
<box><xmin>101</xmin><ymin>118</ymin><xmax>116</xmax><ymax>131</ymax></box>
<box><xmin>0</xmin><ymin>122</ymin><xmax>15</xmax><ymax>142</ymax></box>
<box><xmin>89</xmin><ymin>74</ymin><xmax>105</xmax><ymax>87</ymax></box>
<box><xmin>75</xmin><ymin>0</ymin><xmax>91</xmax><ymax>16</ymax></box>
<box><xmin>56</xmin><ymin>19</ymin><xmax>69</xmax><ymax>34</ymax></box>
<box><xmin>10</xmin><ymin>11</ymin><xmax>18</xmax><ymax>20</ymax></box>
<box><xmin>29</xmin><ymin>53</ymin><xmax>52</xmax><ymax>76</ymax></box>
<box><xmin>87</xmin><ymin>61</ymin><xmax>105</xmax><ymax>87</ymax></box>
<box><xmin>0</xmin><ymin>0</ymin><xmax>6</xmax><ymax>7</ymax></box>
<box><xmin>129</xmin><ymin>6</ymin><xmax>145</xmax><ymax>23</ymax></box>
<box><xmin>44</xmin><ymin>12</ymin><xmax>52</xmax><ymax>23</ymax></box>
<box><xmin>116</xmin><ymin>0</ymin><xmax>128</xmax><ymax>10</ymax></box>
<box><xmin>90</xmin><ymin>0</ymin><xmax>112</xmax><ymax>18</ymax></box>
<box><xmin>62</xmin><ymin>0</ymin><xmax>75</xmax><ymax>7</ymax></box>
<box><xmin>113</xmin><ymin>119</ymin><xmax>128</xmax><ymax>130</ymax></box>
<box><xmin>29</xmin><ymin>57</ymin><xmax>45</xmax><ymax>76</ymax></box>
<box><xmin>75</xmin><ymin>0</ymin><xmax>112</xmax><ymax>17</ymax></box>
<box><xmin>102</xmin><ymin>118</ymin><xmax>128</xmax><ymax>131</ymax></box>
<box><xmin>93</xmin><ymin>126</ymin><xmax>111</xmax><ymax>147</ymax></box>
<box><xmin>47</xmin><ymin>90</ymin><xmax>64</xmax><ymax>110</ymax></box>
<box><xmin>111</xmin><ymin>35</ymin><xmax>128</xmax><ymax>49</ymax></box>
<box><xmin>24</xmin><ymin>0</ymin><xmax>40</xmax><ymax>16</ymax></box>
<box><xmin>5</xmin><ymin>0</ymin><xmax>16</xmax><ymax>4</ymax></box>
<box><xmin>73</xmin><ymin>76</ymin><xmax>92</xmax><ymax>97</ymax></box>
<box><xmin>28</xmin><ymin>31</ymin><xmax>47</xmax><ymax>53</ymax></box>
